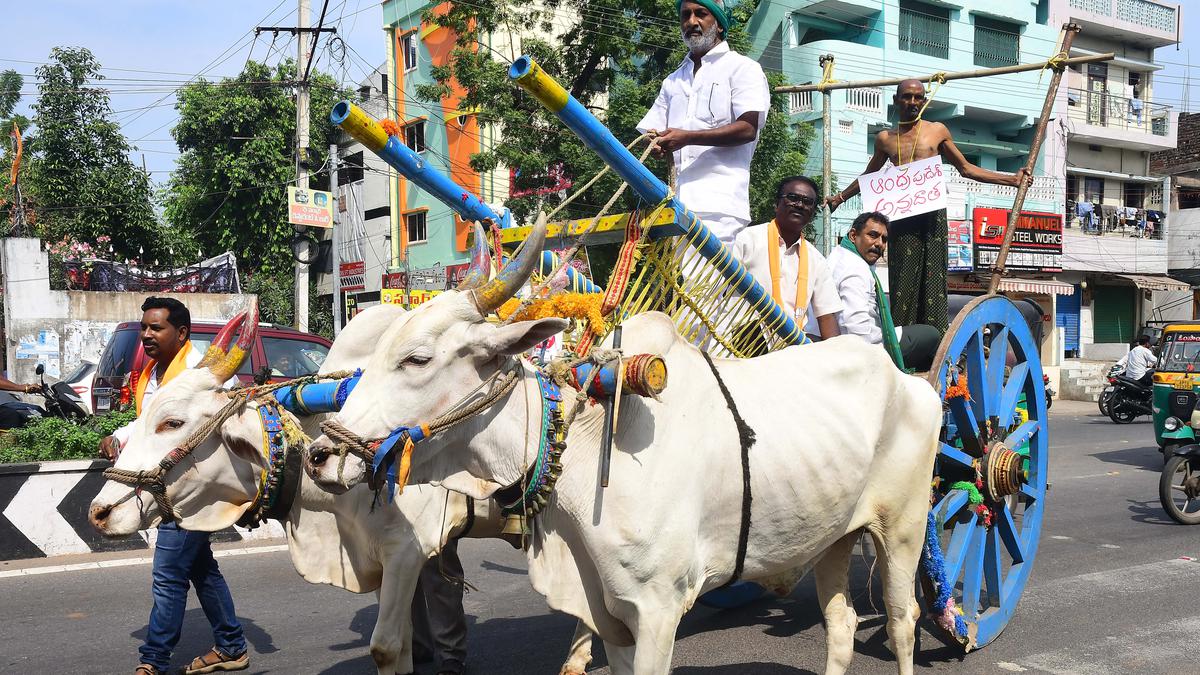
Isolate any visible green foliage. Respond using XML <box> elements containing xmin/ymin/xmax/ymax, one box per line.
<box><xmin>417</xmin><ymin>0</ymin><xmax>811</xmax><ymax>239</ymax></box>
<box><xmin>24</xmin><ymin>48</ymin><xmax>165</xmax><ymax>261</ymax></box>
<box><xmin>163</xmin><ymin>60</ymin><xmax>350</xmax><ymax>276</ymax></box>
<box><xmin>240</xmin><ymin>271</ymin><xmax>334</xmax><ymax>339</ymax></box>
<box><xmin>0</xmin><ymin>409</ymin><xmax>137</xmax><ymax>464</ymax></box>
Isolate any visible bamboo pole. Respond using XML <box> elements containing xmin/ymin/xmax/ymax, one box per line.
<box><xmin>987</xmin><ymin>23</ymin><xmax>1081</xmax><ymax>293</ymax></box>
<box><xmin>819</xmin><ymin>54</ymin><xmax>834</xmax><ymax>255</ymax></box>
<box><xmin>776</xmin><ymin>51</ymin><xmax>1111</xmax><ymax>93</ymax></box>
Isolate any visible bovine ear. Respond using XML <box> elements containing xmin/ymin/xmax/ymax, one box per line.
<box><xmin>476</xmin><ymin>318</ymin><xmax>569</xmax><ymax>356</ymax></box>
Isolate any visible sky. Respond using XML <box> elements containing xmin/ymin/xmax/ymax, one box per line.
<box><xmin>4</xmin><ymin>1</ymin><xmax>1198</xmax><ymax>188</ymax></box>
<box><xmin>1150</xmin><ymin>4</ymin><xmax>1200</xmax><ymax>117</ymax></box>
<box><xmin>4</xmin><ymin>1</ymin><xmax>389</xmax><ymax>184</ymax></box>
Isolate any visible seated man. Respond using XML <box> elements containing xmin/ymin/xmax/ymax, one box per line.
<box><xmin>826</xmin><ymin>212</ymin><xmax>940</xmax><ymax>372</ymax></box>
<box><xmin>731</xmin><ymin>175</ymin><xmax>843</xmax><ymax>348</ymax></box>
<box><xmin>1123</xmin><ymin>335</ymin><xmax>1157</xmax><ymax>385</ymax></box>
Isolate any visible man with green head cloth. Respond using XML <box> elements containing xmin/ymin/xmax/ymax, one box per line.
<box><xmin>637</xmin><ymin>0</ymin><xmax>769</xmax><ymax>245</ymax></box>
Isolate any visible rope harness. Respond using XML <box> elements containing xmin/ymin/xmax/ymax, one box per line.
<box><xmin>101</xmin><ymin>371</ymin><xmax>354</xmax><ymax>524</ymax></box>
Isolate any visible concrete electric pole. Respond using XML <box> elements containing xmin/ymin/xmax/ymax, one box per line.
<box><xmin>294</xmin><ymin>0</ymin><xmax>311</xmax><ymax>332</ymax></box>
<box><xmin>256</xmin><ymin>2</ymin><xmax>335</xmax><ymax>332</ymax></box>
<box><xmin>330</xmin><ymin>142</ymin><xmax>341</xmax><ymax>336</ymax></box>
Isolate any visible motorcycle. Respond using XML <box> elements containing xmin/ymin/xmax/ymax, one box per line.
<box><xmin>1158</xmin><ymin>404</ymin><xmax>1200</xmax><ymax>524</ymax></box>
<box><xmin>1043</xmin><ymin>373</ymin><xmax>1055</xmax><ymax>410</ymax></box>
<box><xmin>0</xmin><ymin>364</ymin><xmax>90</xmax><ymax>430</ymax></box>
<box><xmin>1107</xmin><ymin>371</ymin><xmax>1154</xmax><ymax>424</ymax></box>
<box><xmin>1098</xmin><ymin>363</ymin><xmax>1123</xmax><ymax>416</ymax></box>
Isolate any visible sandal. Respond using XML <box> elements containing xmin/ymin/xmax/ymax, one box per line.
<box><xmin>135</xmin><ymin>666</ymin><xmax>164</xmax><ymax>675</ymax></box>
<box><xmin>183</xmin><ymin>647</ymin><xmax>249</xmax><ymax>674</ymax></box>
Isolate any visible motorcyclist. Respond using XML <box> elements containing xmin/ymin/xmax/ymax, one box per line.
<box><xmin>1122</xmin><ymin>335</ymin><xmax>1157</xmax><ymax>386</ymax></box>
<box><xmin>0</xmin><ymin>375</ymin><xmax>40</xmax><ymax>395</ymax></box>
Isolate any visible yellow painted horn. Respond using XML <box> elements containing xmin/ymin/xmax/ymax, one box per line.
<box><xmin>468</xmin><ymin>212</ymin><xmax>547</xmax><ymax>315</ymax></box>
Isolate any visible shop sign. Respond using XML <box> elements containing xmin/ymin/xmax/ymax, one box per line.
<box><xmin>947</xmin><ymin>220</ymin><xmax>973</xmax><ymax>272</ymax></box>
<box><xmin>973</xmin><ymin>208</ymin><xmax>1062</xmax><ymax>273</ymax></box>
<box><xmin>287</xmin><ymin>186</ymin><xmax>333</xmax><ymax>228</ymax></box>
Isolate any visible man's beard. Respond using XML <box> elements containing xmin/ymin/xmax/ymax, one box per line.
<box><xmin>683</xmin><ymin>23</ymin><xmax>721</xmax><ymax>53</ymax></box>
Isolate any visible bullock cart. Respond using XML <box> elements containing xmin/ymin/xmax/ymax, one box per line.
<box><xmin>328</xmin><ymin>38</ymin><xmax>1069</xmax><ymax>649</ymax></box>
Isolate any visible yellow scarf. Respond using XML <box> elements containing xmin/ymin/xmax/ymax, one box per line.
<box><xmin>766</xmin><ymin>219</ymin><xmax>810</xmax><ymax>321</ymax></box>
<box><xmin>135</xmin><ymin>340</ymin><xmax>193</xmax><ymax>416</ymax></box>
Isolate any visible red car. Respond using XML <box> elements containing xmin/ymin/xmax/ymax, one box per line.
<box><xmin>92</xmin><ymin>321</ymin><xmax>333</xmax><ymax>414</ymax></box>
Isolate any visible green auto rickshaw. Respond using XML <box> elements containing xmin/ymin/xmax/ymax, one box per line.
<box><xmin>1151</xmin><ymin>321</ymin><xmax>1200</xmax><ymax>524</ymax></box>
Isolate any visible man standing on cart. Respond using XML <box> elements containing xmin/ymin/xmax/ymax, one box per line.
<box><xmin>638</xmin><ymin>0</ymin><xmax>770</xmax><ymax>245</ymax></box>
<box><xmin>826</xmin><ymin>79</ymin><xmax>1032</xmax><ymax>333</ymax></box>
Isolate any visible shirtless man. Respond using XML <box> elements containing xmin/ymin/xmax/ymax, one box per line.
<box><xmin>826</xmin><ymin>78</ymin><xmax>1032</xmax><ymax>333</ymax></box>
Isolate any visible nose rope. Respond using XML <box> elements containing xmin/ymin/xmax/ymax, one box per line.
<box><xmin>316</xmin><ymin>367</ymin><xmax>522</xmax><ymax>493</ymax></box>
<box><xmin>100</xmin><ymin>370</ymin><xmax>357</xmax><ymax>524</ymax></box>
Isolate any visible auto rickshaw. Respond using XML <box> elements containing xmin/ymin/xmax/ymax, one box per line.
<box><xmin>1151</xmin><ymin>321</ymin><xmax>1200</xmax><ymax>524</ymax></box>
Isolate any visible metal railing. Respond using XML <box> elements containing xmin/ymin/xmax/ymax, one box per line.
<box><xmin>899</xmin><ymin>8</ymin><xmax>949</xmax><ymax>59</ymax></box>
<box><xmin>974</xmin><ymin>25</ymin><xmax>1020</xmax><ymax>69</ymax></box>
<box><xmin>1066</xmin><ymin>87</ymin><xmax>1171</xmax><ymax>136</ymax></box>
<box><xmin>1065</xmin><ymin>200</ymin><xmax>1165</xmax><ymax>239</ymax></box>
<box><xmin>845</xmin><ymin>87</ymin><xmax>883</xmax><ymax>115</ymax></box>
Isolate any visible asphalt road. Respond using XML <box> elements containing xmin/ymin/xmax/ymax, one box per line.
<box><xmin>3</xmin><ymin>399</ymin><xmax>1198</xmax><ymax>675</ymax></box>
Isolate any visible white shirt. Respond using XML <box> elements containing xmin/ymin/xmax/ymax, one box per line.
<box><xmin>637</xmin><ymin>41</ymin><xmax>769</xmax><ymax>224</ymax></box>
<box><xmin>112</xmin><ymin>346</ymin><xmax>239</xmax><ymax>449</ymax></box>
<box><xmin>826</xmin><ymin>245</ymin><xmax>883</xmax><ymax>345</ymax></box>
<box><xmin>1125</xmin><ymin>345</ymin><xmax>1157</xmax><ymax>380</ymax></box>
<box><xmin>732</xmin><ymin>224</ymin><xmax>843</xmax><ymax>335</ymax></box>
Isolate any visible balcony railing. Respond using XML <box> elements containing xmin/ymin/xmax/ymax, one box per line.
<box><xmin>846</xmin><ymin>87</ymin><xmax>883</xmax><ymax>115</ymax></box>
<box><xmin>1069</xmin><ymin>0</ymin><xmax>1177</xmax><ymax>32</ymax></box>
<box><xmin>974</xmin><ymin>25</ymin><xmax>1020</xmax><ymax>69</ymax></box>
<box><xmin>789</xmin><ymin>91</ymin><xmax>813</xmax><ymax>114</ymax></box>
<box><xmin>1066</xmin><ymin>199</ymin><xmax>1165</xmax><ymax>239</ymax></box>
<box><xmin>1067</xmin><ymin>88</ymin><xmax>1171</xmax><ymax>136</ymax></box>
<box><xmin>899</xmin><ymin>8</ymin><xmax>949</xmax><ymax>59</ymax></box>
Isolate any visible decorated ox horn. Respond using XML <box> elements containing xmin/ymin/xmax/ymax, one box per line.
<box><xmin>456</xmin><ymin>222</ymin><xmax>492</xmax><ymax>291</ymax></box>
<box><xmin>196</xmin><ymin>298</ymin><xmax>259</xmax><ymax>381</ymax></box>
<box><xmin>469</xmin><ymin>212</ymin><xmax>547</xmax><ymax>315</ymax></box>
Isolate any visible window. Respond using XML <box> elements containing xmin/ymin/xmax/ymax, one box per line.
<box><xmin>342</xmin><ymin>151</ymin><xmax>364</xmax><ymax>185</ymax></box>
<box><xmin>973</xmin><ymin>16</ymin><xmax>1020</xmax><ymax>68</ymax></box>
<box><xmin>838</xmin><ymin>119</ymin><xmax>854</xmax><ymax>135</ymax></box>
<box><xmin>406</xmin><ymin>211</ymin><xmax>428</xmax><ymax>244</ymax></box>
<box><xmin>402</xmin><ymin>33</ymin><xmax>418</xmax><ymax>72</ymax></box>
<box><xmin>1084</xmin><ymin>177</ymin><xmax>1104</xmax><ymax>203</ymax></box>
<box><xmin>404</xmin><ymin>121</ymin><xmax>426</xmax><ymax>153</ymax></box>
<box><xmin>1128</xmin><ymin>71</ymin><xmax>1143</xmax><ymax>99</ymax></box>
<box><xmin>1123</xmin><ymin>183</ymin><xmax>1145</xmax><ymax>208</ymax></box>
<box><xmin>899</xmin><ymin>0</ymin><xmax>950</xmax><ymax>59</ymax></box>
<box><xmin>262</xmin><ymin>337</ymin><xmax>329</xmax><ymax>378</ymax></box>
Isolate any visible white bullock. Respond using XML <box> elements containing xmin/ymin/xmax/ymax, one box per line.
<box><xmin>88</xmin><ymin>304</ymin><xmax>594</xmax><ymax>675</ymax></box>
<box><xmin>305</xmin><ymin>219</ymin><xmax>944</xmax><ymax>675</ymax></box>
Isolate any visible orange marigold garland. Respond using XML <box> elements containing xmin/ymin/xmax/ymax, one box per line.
<box><xmin>380</xmin><ymin>119</ymin><xmax>401</xmax><ymax>137</ymax></box>
<box><xmin>497</xmin><ymin>292</ymin><xmax>606</xmax><ymax>329</ymax></box>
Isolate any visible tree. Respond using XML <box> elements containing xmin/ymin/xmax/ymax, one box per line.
<box><xmin>24</xmin><ymin>48</ymin><xmax>164</xmax><ymax>260</ymax></box>
<box><xmin>416</xmin><ymin>0</ymin><xmax>812</xmax><ymax>231</ymax></box>
<box><xmin>163</xmin><ymin>59</ymin><xmax>349</xmax><ymax>278</ymax></box>
<box><xmin>1</xmin><ymin>69</ymin><xmax>30</xmax><ymax>227</ymax></box>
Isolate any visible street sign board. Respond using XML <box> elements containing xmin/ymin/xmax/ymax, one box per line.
<box><xmin>288</xmin><ymin>186</ymin><xmax>334</xmax><ymax>228</ymax></box>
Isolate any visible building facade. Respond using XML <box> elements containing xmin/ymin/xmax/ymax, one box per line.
<box><xmin>1046</xmin><ymin>0</ymin><xmax>1183</xmax><ymax>361</ymax></box>
<box><xmin>750</xmin><ymin>0</ymin><xmax>1068</xmax><ymax>363</ymax></box>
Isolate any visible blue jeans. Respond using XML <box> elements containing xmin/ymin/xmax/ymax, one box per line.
<box><xmin>139</xmin><ymin>522</ymin><xmax>247</xmax><ymax>670</ymax></box>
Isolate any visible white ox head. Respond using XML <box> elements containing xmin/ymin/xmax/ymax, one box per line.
<box><xmin>89</xmin><ymin>303</ymin><xmax>266</xmax><ymax>535</ymax></box>
<box><xmin>305</xmin><ymin>216</ymin><xmax>566</xmax><ymax>498</ymax></box>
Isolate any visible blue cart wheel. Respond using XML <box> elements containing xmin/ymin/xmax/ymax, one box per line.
<box><xmin>697</xmin><ymin>581</ymin><xmax>765</xmax><ymax>609</ymax></box>
<box><xmin>920</xmin><ymin>295</ymin><xmax>1048</xmax><ymax>652</ymax></box>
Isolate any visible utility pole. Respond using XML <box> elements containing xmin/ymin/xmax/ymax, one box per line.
<box><xmin>256</xmin><ymin>6</ymin><xmax>336</xmax><ymax>332</ymax></box>
<box><xmin>294</xmin><ymin>0</ymin><xmax>311</xmax><ymax>332</ymax></box>
<box><xmin>330</xmin><ymin>142</ymin><xmax>342</xmax><ymax>335</ymax></box>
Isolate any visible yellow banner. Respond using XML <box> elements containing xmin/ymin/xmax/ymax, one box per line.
<box><xmin>381</xmin><ymin>288</ymin><xmax>441</xmax><ymax>306</ymax></box>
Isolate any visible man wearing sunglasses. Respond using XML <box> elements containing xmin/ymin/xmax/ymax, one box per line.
<box><xmin>826</xmin><ymin>79</ymin><xmax>1032</xmax><ymax>334</ymax></box>
<box><xmin>732</xmin><ymin>176</ymin><xmax>842</xmax><ymax>342</ymax></box>
<box><xmin>638</xmin><ymin>0</ymin><xmax>769</xmax><ymax>245</ymax></box>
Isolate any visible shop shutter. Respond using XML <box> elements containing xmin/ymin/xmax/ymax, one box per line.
<box><xmin>1092</xmin><ymin>285</ymin><xmax>1137</xmax><ymax>344</ymax></box>
<box><xmin>1056</xmin><ymin>287</ymin><xmax>1081</xmax><ymax>351</ymax></box>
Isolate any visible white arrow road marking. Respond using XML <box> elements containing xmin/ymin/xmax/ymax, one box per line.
<box><xmin>3</xmin><ymin>472</ymin><xmax>91</xmax><ymax>556</ymax></box>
